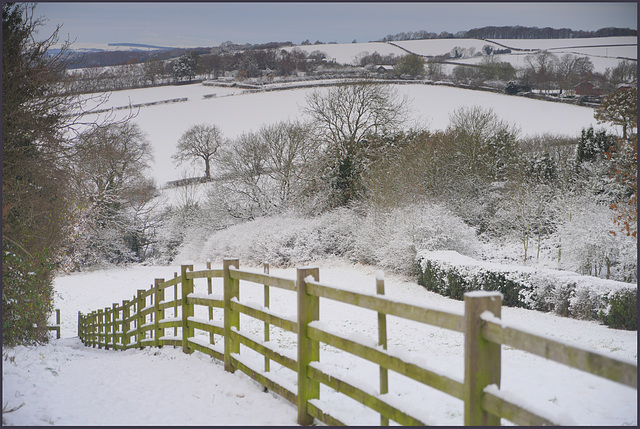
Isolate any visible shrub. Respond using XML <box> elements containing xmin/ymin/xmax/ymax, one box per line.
<box><xmin>600</xmin><ymin>289</ymin><xmax>637</xmax><ymax>330</ymax></box>
<box><xmin>416</xmin><ymin>251</ymin><xmax>637</xmax><ymax>328</ymax></box>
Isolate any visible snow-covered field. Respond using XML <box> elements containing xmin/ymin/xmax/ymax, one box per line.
<box><xmin>83</xmin><ymin>81</ymin><xmax>613</xmax><ymax>187</ymax></box>
<box><xmin>286</xmin><ymin>36</ymin><xmax>637</xmax><ymax>72</ymax></box>
<box><xmin>3</xmin><ymin>262</ymin><xmax>636</xmax><ymax>425</ymax></box>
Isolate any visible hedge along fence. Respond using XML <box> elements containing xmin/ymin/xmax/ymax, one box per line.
<box><xmin>77</xmin><ymin>259</ymin><xmax>637</xmax><ymax>426</ymax></box>
<box><xmin>416</xmin><ymin>251</ymin><xmax>638</xmax><ymax>330</ymax></box>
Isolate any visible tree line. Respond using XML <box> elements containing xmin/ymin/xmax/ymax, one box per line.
<box><xmin>380</xmin><ymin>25</ymin><xmax>636</xmax><ymax>42</ymax></box>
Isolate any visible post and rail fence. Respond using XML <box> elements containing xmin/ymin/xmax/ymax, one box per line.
<box><xmin>77</xmin><ymin>259</ymin><xmax>637</xmax><ymax>426</ymax></box>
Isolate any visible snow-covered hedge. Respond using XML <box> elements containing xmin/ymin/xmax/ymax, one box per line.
<box><xmin>416</xmin><ymin>250</ymin><xmax>637</xmax><ymax>330</ymax></box>
<box><xmin>177</xmin><ymin>203</ymin><xmax>481</xmax><ymax>275</ymax></box>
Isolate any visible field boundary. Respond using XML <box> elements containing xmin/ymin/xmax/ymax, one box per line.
<box><xmin>77</xmin><ymin>260</ymin><xmax>637</xmax><ymax>426</ymax></box>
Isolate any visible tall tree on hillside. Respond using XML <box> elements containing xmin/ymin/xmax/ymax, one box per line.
<box><xmin>173</xmin><ymin>124</ymin><xmax>225</xmax><ymax>179</ymax></box>
<box><xmin>304</xmin><ymin>82</ymin><xmax>410</xmax><ymax>207</ymax></box>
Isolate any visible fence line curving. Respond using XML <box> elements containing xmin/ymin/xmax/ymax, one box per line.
<box><xmin>77</xmin><ymin>259</ymin><xmax>637</xmax><ymax>426</ymax></box>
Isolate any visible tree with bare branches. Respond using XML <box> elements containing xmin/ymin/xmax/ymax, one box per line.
<box><xmin>173</xmin><ymin>124</ymin><xmax>225</xmax><ymax>179</ymax></box>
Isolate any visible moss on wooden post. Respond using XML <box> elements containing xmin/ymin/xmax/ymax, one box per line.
<box><xmin>464</xmin><ymin>291</ymin><xmax>502</xmax><ymax>426</ymax></box>
<box><xmin>98</xmin><ymin>309</ymin><xmax>104</xmax><ymax>349</ymax></box>
<box><xmin>122</xmin><ymin>299</ymin><xmax>130</xmax><ymax>349</ymax></box>
<box><xmin>137</xmin><ymin>289</ymin><xmax>145</xmax><ymax>349</ymax></box>
<box><xmin>181</xmin><ymin>264</ymin><xmax>194</xmax><ymax>354</ymax></box>
<box><xmin>297</xmin><ymin>266</ymin><xmax>320</xmax><ymax>426</ymax></box>
<box><xmin>207</xmin><ymin>260</ymin><xmax>215</xmax><ymax>345</ymax></box>
<box><xmin>223</xmin><ymin>258</ymin><xmax>240</xmax><ymax>372</ymax></box>
<box><xmin>376</xmin><ymin>272</ymin><xmax>389</xmax><ymax>426</ymax></box>
<box><xmin>173</xmin><ymin>272</ymin><xmax>178</xmax><ymax>337</ymax></box>
<box><xmin>112</xmin><ymin>303</ymin><xmax>118</xmax><ymax>349</ymax></box>
<box><xmin>154</xmin><ymin>278</ymin><xmax>164</xmax><ymax>348</ymax></box>
<box><xmin>264</xmin><ymin>262</ymin><xmax>270</xmax><ymax>372</ymax></box>
<box><xmin>77</xmin><ymin>311</ymin><xmax>83</xmax><ymax>342</ymax></box>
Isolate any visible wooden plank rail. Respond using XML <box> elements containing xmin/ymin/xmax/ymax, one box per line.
<box><xmin>480</xmin><ymin>313</ymin><xmax>638</xmax><ymax>389</ymax></box>
<box><xmin>306</xmin><ymin>280</ymin><xmax>465</xmax><ymax>332</ymax></box>
<box><xmin>307</xmin><ymin>324</ymin><xmax>465</xmax><ymax>400</ymax></box>
<box><xmin>76</xmin><ymin>261</ymin><xmax>637</xmax><ymax>427</ymax></box>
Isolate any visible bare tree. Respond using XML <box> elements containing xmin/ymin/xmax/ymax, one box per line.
<box><xmin>173</xmin><ymin>124</ymin><xmax>225</xmax><ymax>179</ymax></box>
<box><xmin>303</xmin><ymin>81</ymin><xmax>410</xmax><ymax>207</ymax></box>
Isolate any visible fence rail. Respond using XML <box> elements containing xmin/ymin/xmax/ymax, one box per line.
<box><xmin>78</xmin><ymin>260</ymin><xmax>637</xmax><ymax>426</ymax></box>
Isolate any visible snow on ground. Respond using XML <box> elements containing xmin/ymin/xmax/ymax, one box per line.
<box><xmin>3</xmin><ymin>261</ymin><xmax>636</xmax><ymax>426</ymax></box>
<box><xmin>284</xmin><ymin>41</ymin><xmax>406</xmax><ymax>64</ymax></box>
<box><xmin>79</xmin><ymin>81</ymin><xmax>611</xmax><ymax>187</ymax></box>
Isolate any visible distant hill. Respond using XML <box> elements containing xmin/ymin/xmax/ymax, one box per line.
<box><xmin>380</xmin><ymin>26</ymin><xmax>637</xmax><ymax>42</ymax></box>
<box><xmin>107</xmin><ymin>42</ymin><xmax>174</xmax><ymax>50</ymax></box>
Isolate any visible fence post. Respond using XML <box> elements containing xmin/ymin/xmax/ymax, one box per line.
<box><xmin>155</xmin><ymin>279</ymin><xmax>165</xmax><ymax>348</ymax></box>
<box><xmin>223</xmin><ymin>258</ymin><xmax>240</xmax><ymax>372</ymax></box>
<box><xmin>173</xmin><ymin>272</ymin><xmax>179</xmax><ymax>338</ymax></box>
<box><xmin>122</xmin><ymin>299</ymin><xmax>130</xmax><ymax>349</ymax></box>
<box><xmin>55</xmin><ymin>309</ymin><xmax>61</xmax><ymax>339</ymax></box>
<box><xmin>297</xmin><ymin>266</ymin><xmax>320</xmax><ymax>426</ymax></box>
<box><xmin>464</xmin><ymin>291</ymin><xmax>502</xmax><ymax>426</ymax></box>
<box><xmin>264</xmin><ymin>262</ymin><xmax>270</xmax><ymax>372</ymax></box>
<box><xmin>78</xmin><ymin>311</ymin><xmax>82</xmax><ymax>342</ymax></box>
<box><xmin>137</xmin><ymin>289</ymin><xmax>145</xmax><ymax>349</ymax></box>
<box><xmin>207</xmin><ymin>260</ymin><xmax>215</xmax><ymax>345</ymax></box>
<box><xmin>111</xmin><ymin>303</ymin><xmax>118</xmax><ymax>349</ymax></box>
<box><xmin>92</xmin><ymin>311</ymin><xmax>98</xmax><ymax>348</ymax></box>
<box><xmin>181</xmin><ymin>264</ymin><xmax>194</xmax><ymax>354</ymax></box>
<box><xmin>98</xmin><ymin>309</ymin><xmax>104</xmax><ymax>349</ymax></box>
<box><xmin>376</xmin><ymin>271</ymin><xmax>389</xmax><ymax>426</ymax></box>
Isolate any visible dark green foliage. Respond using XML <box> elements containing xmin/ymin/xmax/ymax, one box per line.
<box><xmin>417</xmin><ymin>256</ymin><xmax>636</xmax><ymax>329</ymax></box>
<box><xmin>394</xmin><ymin>54</ymin><xmax>425</xmax><ymax>77</ymax></box>
<box><xmin>505</xmin><ymin>81</ymin><xmax>520</xmax><ymax>95</ymax></box>
<box><xmin>2</xmin><ymin>3</ymin><xmax>72</xmax><ymax>345</ymax></box>
<box><xmin>577</xmin><ymin>126</ymin><xmax>616</xmax><ymax>163</ymax></box>
<box><xmin>2</xmin><ymin>244</ymin><xmax>55</xmax><ymax>346</ymax></box>
<box><xmin>600</xmin><ymin>289</ymin><xmax>637</xmax><ymax>330</ymax></box>
<box><xmin>416</xmin><ymin>260</ymin><xmax>530</xmax><ymax>307</ymax></box>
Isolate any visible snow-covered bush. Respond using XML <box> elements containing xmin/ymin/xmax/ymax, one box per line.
<box><xmin>175</xmin><ymin>202</ymin><xmax>480</xmax><ymax>275</ymax></box>
<box><xmin>354</xmin><ymin>202</ymin><xmax>481</xmax><ymax>274</ymax></box>
<box><xmin>416</xmin><ymin>250</ymin><xmax>637</xmax><ymax>329</ymax></box>
<box><xmin>556</xmin><ymin>194</ymin><xmax>637</xmax><ymax>282</ymax></box>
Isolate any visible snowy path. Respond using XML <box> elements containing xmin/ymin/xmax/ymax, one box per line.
<box><xmin>2</xmin><ymin>338</ymin><xmax>298</xmax><ymax>426</ymax></box>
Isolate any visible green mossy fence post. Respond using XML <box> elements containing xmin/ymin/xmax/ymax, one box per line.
<box><xmin>137</xmin><ymin>289</ymin><xmax>145</xmax><ymax>349</ymax></box>
<box><xmin>122</xmin><ymin>299</ymin><xmax>130</xmax><ymax>349</ymax></box>
<box><xmin>77</xmin><ymin>311</ymin><xmax>83</xmax><ymax>342</ymax></box>
<box><xmin>376</xmin><ymin>272</ymin><xmax>389</xmax><ymax>426</ymax></box>
<box><xmin>223</xmin><ymin>258</ymin><xmax>240</xmax><ymax>372</ymax></box>
<box><xmin>112</xmin><ymin>303</ymin><xmax>119</xmax><ymax>349</ymax></box>
<box><xmin>92</xmin><ymin>311</ymin><xmax>98</xmax><ymax>347</ymax></box>
<box><xmin>173</xmin><ymin>272</ymin><xmax>179</xmax><ymax>337</ymax></box>
<box><xmin>181</xmin><ymin>264</ymin><xmax>194</xmax><ymax>354</ymax></box>
<box><xmin>264</xmin><ymin>262</ymin><xmax>270</xmax><ymax>372</ymax></box>
<box><xmin>98</xmin><ymin>309</ymin><xmax>104</xmax><ymax>349</ymax></box>
<box><xmin>155</xmin><ymin>278</ymin><xmax>164</xmax><ymax>348</ymax></box>
<box><xmin>297</xmin><ymin>266</ymin><xmax>320</xmax><ymax>426</ymax></box>
<box><xmin>54</xmin><ymin>309</ymin><xmax>61</xmax><ymax>339</ymax></box>
<box><xmin>88</xmin><ymin>312</ymin><xmax>94</xmax><ymax>347</ymax></box>
<box><xmin>464</xmin><ymin>291</ymin><xmax>502</xmax><ymax>426</ymax></box>
<box><xmin>207</xmin><ymin>260</ymin><xmax>215</xmax><ymax>344</ymax></box>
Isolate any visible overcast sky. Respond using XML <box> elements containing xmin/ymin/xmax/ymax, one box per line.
<box><xmin>36</xmin><ymin>2</ymin><xmax>637</xmax><ymax>48</ymax></box>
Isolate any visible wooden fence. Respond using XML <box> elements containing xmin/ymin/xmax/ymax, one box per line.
<box><xmin>47</xmin><ymin>308</ymin><xmax>61</xmax><ymax>339</ymax></box>
<box><xmin>77</xmin><ymin>259</ymin><xmax>637</xmax><ymax>426</ymax></box>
